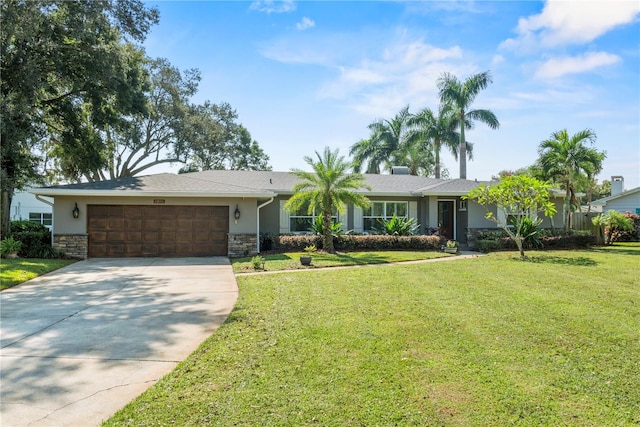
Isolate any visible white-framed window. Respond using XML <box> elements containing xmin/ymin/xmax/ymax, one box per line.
<box><xmin>362</xmin><ymin>201</ymin><xmax>408</xmax><ymax>232</ymax></box>
<box><xmin>29</xmin><ymin>212</ymin><xmax>52</xmax><ymax>226</ymax></box>
<box><xmin>286</xmin><ymin>201</ymin><xmax>338</xmax><ymax>233</ymax></box>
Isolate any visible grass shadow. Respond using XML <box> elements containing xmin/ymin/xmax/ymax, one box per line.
<box><xmin>516</xmin><ymin>255</ymin><xmax>598</xmax><ymax>267</ymax></box>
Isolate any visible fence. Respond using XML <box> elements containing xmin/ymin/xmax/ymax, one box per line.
<box><xmin>571</xmin><ymin>212</ymin><xmax>599</xmax><ymax>234</ymax></box>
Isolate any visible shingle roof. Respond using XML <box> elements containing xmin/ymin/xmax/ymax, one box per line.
<box><xmin>31</xmin><ymin>170</ymin><xmax>489</xmax><ymax>197</ymax></box>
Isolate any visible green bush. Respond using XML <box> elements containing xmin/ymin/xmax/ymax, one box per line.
<box><xmin>310</xmin><ymin>214</ymin><xmax>345</xmax><ymax>236</ymax></box>
<box><xmin>474</xmin><ymin>233</ymin><xmax>596</xmax><ymax>253</ymax></box>
<box><xmin>9</xmin><ymin>220</ymin><xmax>57</xmax><ymax>258</ymax></box>
<box><xmin>617</xmin><ymin>211</ymin><xmax>640</xmax><ymax>241</ymax></box>
<box><xmin>276</xmin><ymin>234</ymin><xmax>444</xmax><ymax>252</ymax></box>
<box><xmin>372</xmin><ymin>215</ymin><xmax>419</xmax><ymax>236</ymax></box>
<box><xmin>1</xmin><ymin>236</ymin><xmax>23</xmax><ymax>257</ymax></box>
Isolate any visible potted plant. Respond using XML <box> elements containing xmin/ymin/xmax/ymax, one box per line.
<box><xmin>444</xmin><ymin>240</ymin><xmax>459</xmax><ymax>254</ymax></box>
<box><xmin>0</xmin><ymin>236</ymin><xmax>22</xmax><ymax>258</ymax></box>
<box><xmin>300</xmin><ymin>244</ymin><xmax>315</xmax><ymax>266</ymax></box>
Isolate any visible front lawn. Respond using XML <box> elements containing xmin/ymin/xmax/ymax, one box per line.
<box><xmin>232</xmin><ymin>250</ymin><xmax>452</xmax><ymax>273</ymax></box>
<box><xmin>0</xmin><ymin>258</ymin><xmax>77</xmax><ymax>290</ymax></box>
<box><xmin>106</xmin><ymin>244</ymin><xmax>639</xmax><ymax>426</ymax></box>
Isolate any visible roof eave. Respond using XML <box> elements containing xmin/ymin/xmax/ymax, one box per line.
<box><xmin>29</xmin><ymin>189</ymin><xmax>277</xmax><ymax>198</ymax></box>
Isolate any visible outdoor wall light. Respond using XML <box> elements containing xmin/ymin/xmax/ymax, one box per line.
<box><xmin>234</xmin><ymin>205</ymin><xmax>241</xmax><ymax>224</ymax></box>
<box><xmin>72</xmin><ymin>203</ymin><xmax>80</xmax><ymax>219</ymax></box>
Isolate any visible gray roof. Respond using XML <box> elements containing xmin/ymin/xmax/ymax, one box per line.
<box><xmin>591</xmin><ymin>186</ymin><xmax>640</xmax><ymax>206</ymax></box>
<box><xmin>31</xmin><ymin>170</ymin><xmax>490</xmax><ymax>197</ymax></box>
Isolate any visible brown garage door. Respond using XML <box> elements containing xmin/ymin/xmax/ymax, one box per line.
<box><xmin>88</xmin><ymin>205</ymin><xmax>229</xmax><ymax>257</ymax></box>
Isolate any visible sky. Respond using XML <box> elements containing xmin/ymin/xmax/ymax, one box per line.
<box><xmin>142</xmin><ymin>0</ymin><xmax>640</xmax><ymax>188</ymax></box>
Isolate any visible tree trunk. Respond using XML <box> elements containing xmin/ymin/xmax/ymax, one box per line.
<box><xmin>323</xmin><ymin>209</ymin><xmax>335</xmax><ymax>254</ymax></box>
<box><xmin>0</xmin><ymin>188</ymin><xmax>13</xmax><ymax>239</ymax></box>
<box><xmin>459</xmin><ymin>117</ymin><xmax>466</xmax><ymax>179</ymax></box>
<box><xmin>434</xmin><ymin>139</ymin><xmax>441</xmax><ymax>179</ymax></box>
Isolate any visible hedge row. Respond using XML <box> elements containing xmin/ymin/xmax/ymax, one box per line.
<box><xmin>276</xmin><ymin>234</ymin><xmax>446</xmax><ymax>252</ymax></box>
<box><xmin>474</xmin><ymin>233</ymin><xmax>597</xmax><ymax>253</ymax></box>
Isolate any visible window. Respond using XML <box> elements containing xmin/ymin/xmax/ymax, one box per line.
<box><xmin>29</xmin><ymin>212</ymin><xmax>52</xmax><ymax>226</ymax></box>
<box><xmin>288</xmin><ymin>203</ymin><xmax>338</xmax><ymax>233</ymax></box>
<box><xmin>504</xmin><ymin>206</ymin><xmax>533</xmax><ymax>227</ymax></box>
<box><xmin>363</xmin><ymin>202</ymin><xmax>408</xmax><ymax>232</ymax></box>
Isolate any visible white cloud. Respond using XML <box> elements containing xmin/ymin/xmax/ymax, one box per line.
<box><xmin>500</xmin><ymin>0</ymin><xmax>640</xmax><ymax>51</ymax></box>
<box><xmin>320</xmin><ymin>40</ymin><xmax>468</xmax><ymax>117</ymax></box>
<box><xmin>535</xmin><ymin>51</ymin><xmax>621</xmax><ymax>79</ymax></box>
<box><xmin>296</xmin><ymin>17</ymin><xmax>315</xmax><ymax>31</ymax></box>
<box><xmin>249</xmin><ymin>0</ymin><xmax>296</xmax><ymax>14</ymax></box>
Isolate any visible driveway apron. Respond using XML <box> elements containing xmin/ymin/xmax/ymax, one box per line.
<box><xmin>0</xmin><ymin>257</ymin><xmax>238</xmax><ymax>427</ymax></box>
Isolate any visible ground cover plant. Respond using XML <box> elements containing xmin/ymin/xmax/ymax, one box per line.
<box><xmin>232</xmin><ymin>250</ymin><xmax>452</xmax><ymax>273</ymax></box>
<box><xmin>0</xmin><ymin>259</ymin><xmax>76</xmax><ymax>290</ymax></box>
<box><xmin>106</xmin><ymin>243</ymin><xmax>639</xmax><ymax>426</ymax></box>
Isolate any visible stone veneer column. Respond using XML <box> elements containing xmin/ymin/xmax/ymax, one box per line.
<box><xmin>227</xmin><ymin>234</ymin><xmax>258</xmax><ymax>258</ymax></box>
<box><xmin>54</xmin><ymin>234</ymin><xmax>88</xmax><ymax>259</ymax></box>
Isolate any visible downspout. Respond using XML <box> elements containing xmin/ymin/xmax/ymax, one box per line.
<box><xmin>35</xmin><ymin>195</ymin><xmax>55</xmax><ymax>246</ymax></box>
<box><xmin>256</xmin><ymin>197</ymin><xmax>274</xmax><ymax>253</ymax></box>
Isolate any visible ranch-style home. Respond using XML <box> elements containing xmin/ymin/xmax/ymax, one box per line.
<box><xmin>30</xmin><ymin>169</ymin><xmax>566</xmax><ymax>259</ymax></box>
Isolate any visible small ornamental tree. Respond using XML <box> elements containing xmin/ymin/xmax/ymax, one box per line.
<box><xmin>592</xmin><ymin>210</ymin><xmax>633</xmax><ymax>245</ymax></box>
<box><xmin>466</xmin><ymin>175</ymin><xmax>557</xmax><ymax>258</ymax></box>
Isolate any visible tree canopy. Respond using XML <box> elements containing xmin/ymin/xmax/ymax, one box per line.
<box><xmin>537</xmin><ymin>129</ymin><xmax>605</xmax><ymax>230</ymax></box>
<box><xmin>466</xmin><ymin>175</ymin><xmax>557</xmax><ymax>258</ymax></box>
<box><xmin>0</xmin><ymin>0</ymin><xmax>270</xmax><ymax>237</ymax></box>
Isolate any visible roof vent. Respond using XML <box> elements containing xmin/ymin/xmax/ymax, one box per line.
<box><xmin>391</xmin><ymin>166</ymin><xmax>410</xmax><ymax>175</ymax></box>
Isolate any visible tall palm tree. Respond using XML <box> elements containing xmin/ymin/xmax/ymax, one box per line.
<box><xmin>437</xmin><ymin>70</ymin><xmax>500</xmax><ymax>179</ymax></box>
<box><xmin>286</xmin><ymin>147</ymin><xmax>370</xmax><ymax>253</ymax></box>
<box><xmin>350</xmin><ymin>105</ymin><xmax>411</xmax><ymax>174</ymax></box>
<box><xmin>407</xmin><ymin>103</ymin><xmax>464</xmax><ymax>179</ymax></box>
<box><xmin>538</xmin><ymin>128</ymin><xmax>606</xmax><ymax>230</ymax></box>
<box><xmin>349</xmin><ymin>138</ymin><xmax>384</xmax><ymax>174</ymax></box>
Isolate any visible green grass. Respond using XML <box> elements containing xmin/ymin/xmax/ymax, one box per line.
<box><xmin>232</xmin><ymin>250</ymin><xmax>452</xmax><ymax>273</ymax></box>
<box><xmin>106</xmin><ymin>243</ymin><xmax>640</xmax><ymax>426</ymax></box>
<box><xmin>0</xmin><ymin>258</ymin><xmax>76</xmax><ymax>290</ymax></box>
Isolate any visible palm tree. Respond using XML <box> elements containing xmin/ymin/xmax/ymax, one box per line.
<box><xmin>349</xmin><ymin>138</ymin><xmax>384</xmax><ymax>174</ymax></box>
<box><xmin>437</xmin><ymin>70</ymin><xmax>500</xmax><ymax>179</ymax></box>
<box><xmin>286</xmin><ymin>147</ymin><xmax>371</xmax><ymax>253</ymax></box>
<box><xmin>538</xmin><ymin>129</ymin><xmax>606</xmax><ymax>230</ymax></box>
<box><xmin>407</xmin><ymin>103</ymin><xmax>464</xmax><ymax>179</ymax></box>
<box><xmin>350</xmin><ymin>105</ymin><xmax>411</xmax><ymax>174</ymax></box>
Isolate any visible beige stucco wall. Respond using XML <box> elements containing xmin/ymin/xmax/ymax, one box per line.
<box><xmin>52</xmin><ymin>195</ymin><xmax>261</xmax><ymax>235</ymax></box>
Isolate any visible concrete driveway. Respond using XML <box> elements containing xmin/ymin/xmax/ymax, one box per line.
<box><xmin>0</xmin><ymin>257</ymin><xmax>238</xmax><ymax>427</ymax></box>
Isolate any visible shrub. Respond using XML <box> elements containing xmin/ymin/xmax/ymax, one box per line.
<box><xmin>617</xmin><ymin>211</ymin><xmax>640</xmax><ymax>242</ymax></box>
<box><xmin>473</xmin><ymin>231</ymin><xmax>596</xmax><ymax>253</ymax></box>
<box><xmin>277</xmin><ymin>235</ymin><xmax>323</xmax><ymax>251</ymax></box>
<box><xmin>9</xmin><ymin>220</ymin><xmax>56</xmax><ymax>258</ymax></box>
<box><xmin>260</xmin><ymin>233</ymin><xmax>274</xmax><ymax>251</ymax></box>
<box><xmin>592</xmin><ymin>211</ymin><xmax>634</xmax><ymax>245</ymax></box>
<box><xmin>1</xmin><ymin>236</ymin><xmax>23</xmax><ymax>257</ymax></box>
<box><xmin>310</xmin><ymin>214</ymin><xmax>345</xmax><ymax>236</ymax></box>
<box><xmin>276</xmin><ymin>234</ymin><xmax>444</xmax><ymax>252</ymax></box>
<box><xmin>372</xmin><ymin>215</ymin><xmax>419</xmax><ymax>236</ymax></box>
<box><xmin>516</xmin><ymin>217</ymin><xmax>543</xmax><ymax>249</ymax></box>
<box><xmin>251</xmin><ymin>255</ymin><xmax>263</xmax><ymax>270</ymax></box>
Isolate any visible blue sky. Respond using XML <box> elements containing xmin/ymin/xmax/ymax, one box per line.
<box><xmin>143</xmin><ymin>0</ymin><xmax>640</xmax><ymax>188</ymax></box>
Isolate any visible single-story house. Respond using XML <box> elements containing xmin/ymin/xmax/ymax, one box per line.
<box><xmin>591</xmin><ymin>176</ymin><xmax>640</xmax><ymax>216</ymax></box>
<box><xmin>31</xmin><ymin>169</ymin><xmax>566</xmax><ymax>258</ymax></box>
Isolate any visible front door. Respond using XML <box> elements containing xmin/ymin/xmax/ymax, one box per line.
<box><xmin>438</xmin><ymin>200</ymin><xmax>455</xmax><ymax>240</ymax></box>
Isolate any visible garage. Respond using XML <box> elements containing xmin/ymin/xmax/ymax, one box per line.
<box><xmin>88</xmin><ymin>205</ymin><xmax>229</xmax><ymax>257</ymax></box>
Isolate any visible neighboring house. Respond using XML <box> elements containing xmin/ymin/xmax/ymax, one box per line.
<box><xmin>591</xmin><ymin>176</ymin><xmax>640</xmax><ymax>215</ymax></box>
<box><xmin>30</xmin><ymin>170</ymin><xmax>565</xmax><ymax>259</ymax></box>
<box><xmin>10</xmin><ymin>189</ymin><xmax>54</xmax><ymax>229</ymax></box>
